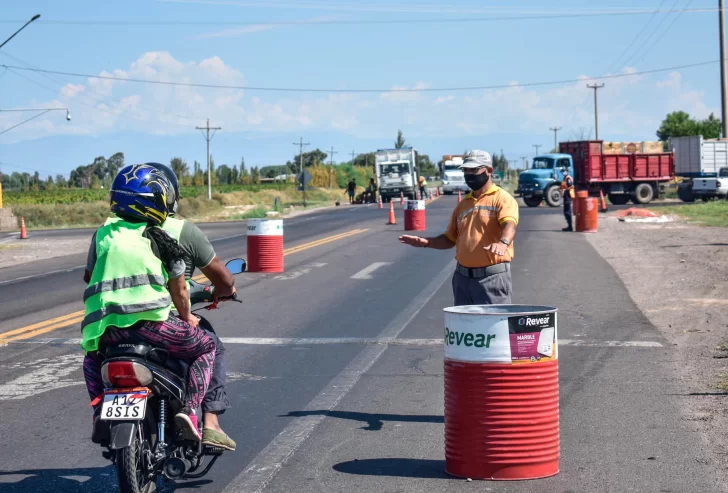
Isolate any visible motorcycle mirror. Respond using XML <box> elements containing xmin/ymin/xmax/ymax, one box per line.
<box><xmin>226</xmin><ymin>258</ymin><xmax>246</xmax><ymax>274</ymax></box>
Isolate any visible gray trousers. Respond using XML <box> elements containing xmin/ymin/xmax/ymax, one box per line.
<box><xmin>202</xmin><ymin>328</ymin><xmax>230</xmax><ymax>414</ymax></box>
<box><xmin>452</xmin><ymin>264</ymin><xmax>512</xmax><ymax>306</ymax></box>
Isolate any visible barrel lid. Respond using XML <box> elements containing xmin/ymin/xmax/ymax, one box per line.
<box><xmin>443</xmin><ymin>304</ymin><xmax>557</xmax><ymax>316</ymax></box>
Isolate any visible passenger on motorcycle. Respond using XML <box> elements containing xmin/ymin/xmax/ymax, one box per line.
<box><xmin>82</xmin><ymin>163</ymin><xmax>216</xmax><ymax>443</ymax></box>
<box><xmin>144</xmin><ymin>162</ymin><xmax>237</xmax><ymax>451</ymax></box>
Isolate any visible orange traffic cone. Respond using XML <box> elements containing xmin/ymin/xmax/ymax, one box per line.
<box><xmin>458</xmin><ymin>190</ymin><xmax>462</xmax><ymax>202</ymax></box>
<box><xmin>400</xmin><ymin>192</ymin><xmax>405</xmax><ymax>206</ymax></box>
<box><xmin>387</xmin><ymin>200</ymin><xmax>396</xmax><ymax>225</ymax></box>
<box><xmin>436</xmin><ymin>187</ymin><xmax>440</xmax><ymax>197</ymax></box>
<box><xmin>378</xmin><ymin>195</ymin><xmax>383</xmax><ymax>209</ymax></box>
<box><xmin>599</xmin><ymin>190</ymin><xmax>608</xmax><ymax>212</ymax></box>
<box><xmin>19</xmin><ymin>216</ymin><xmax>27</xmax><ymax>240</ymax></box>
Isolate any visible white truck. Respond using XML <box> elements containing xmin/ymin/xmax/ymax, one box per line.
<box><xmin>671</xmin><ymin>135</ymin><xmax>728</xmax><ymax>201</ymax></box>
<box><xmin>439</xmin><ymin>155</ymin><xmax>469</xmax><ymax>195</ymax></box>
<box><xmin>375</xmin><ymin>147</ymin><xmax>419</xmax><ymax>202</ymax></box>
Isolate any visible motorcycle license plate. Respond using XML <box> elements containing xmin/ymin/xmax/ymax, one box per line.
<box><xmin>100</xmin><ymin>391</ymin><xmax>148</xmax><ymax>420</ymax></box>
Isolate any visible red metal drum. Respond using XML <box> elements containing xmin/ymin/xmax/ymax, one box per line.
<box><xmin>404</xmin><ymin>200</ymin><xmax>426</xmax><ymax>231</ymax></box>
<box><xmin>443</xmin><ymin>305</ymin><xmax>560</xmax><ymax>481</ymax></box>
<box><xmin>247</xmin><ymin>219</ymin><xmax>284</xmax><ymax>272</ymax></box>
<box><xmin>575</xmin><ymin>197</ymin><xmax>598</xmax><ymax>233</ymax></box>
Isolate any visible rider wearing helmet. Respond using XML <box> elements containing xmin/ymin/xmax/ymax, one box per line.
<box><xmin>142</xmin><ymin>162</ymin><xmax>237</xmax><ymax>451</ymax></box>
<box><xmin>82</xmin><ymin>163</ymin><xmax>216</xmax><ymax>443</ymax></box>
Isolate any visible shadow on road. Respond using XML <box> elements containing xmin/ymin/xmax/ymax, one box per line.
<box><xmin>281</xmin><ymin>410</ymin><xmax>443</xmax><ymax>431</ymax></box>
<box><xmin>333</xmin><ymin>458</ymin><xmax>449</xmax><ymax>479</ymax></box>
<box><xmin>0</xmin><ymin>466</ymin><xmax>211</xmax><ymax>492</ymax></box>
<box><xmin>661</xmin><ymin>243</ymin><xmax>728</xmax><ymax>248</ymax></box>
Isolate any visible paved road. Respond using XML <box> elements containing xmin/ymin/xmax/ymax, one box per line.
<box><xmin>0</xmin><ymin>197</ymin><xmax>722</xmax><ymax>493</ymax></box>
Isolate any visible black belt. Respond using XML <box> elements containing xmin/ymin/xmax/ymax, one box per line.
<box><xmin>456</xmin><ymin>262</ymin><xmax>509</xmax><ymax>279</ymax></box>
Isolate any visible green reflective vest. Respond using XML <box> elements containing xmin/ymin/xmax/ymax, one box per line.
<box><xmin>81</xmin><ymin>217</ymin><xmax>173</xmax><ymax>352</ymax></box>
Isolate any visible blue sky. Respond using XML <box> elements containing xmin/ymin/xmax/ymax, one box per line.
<box><xmin>0</xmin><ymin>0</ymin><xmax>722</xmax><ymax>178</ymax></box>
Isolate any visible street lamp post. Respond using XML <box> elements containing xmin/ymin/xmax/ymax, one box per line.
<box><xmin>0</xmin><ymin>14</ymin><xmax>41</xmax><ymax>50</ymax></box>
<box><xmin>0</xmin><ymin>107</ymin><xmax>71</xmax><ymax>136</ymax></box>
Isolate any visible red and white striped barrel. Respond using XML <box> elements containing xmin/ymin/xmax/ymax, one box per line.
<box><xmin>247</xmin><ymin>219</ymin><xmax>284</xmax><ymax>273</ymax></box>
<box><xmin>443</xmin><ymin>305</ymin><xmax>560</xmax><ymax>481</ymax></box>
<box><xmin>404</xmin><ymin>199</ymin><xmax>426</xmax><ymax>231</ymax></box>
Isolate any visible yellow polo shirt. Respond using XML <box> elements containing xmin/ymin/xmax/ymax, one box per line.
<box><xmin>444</xmin><ymin>185</ymin><xmax>519</xmax><ymax>268</ymax></box>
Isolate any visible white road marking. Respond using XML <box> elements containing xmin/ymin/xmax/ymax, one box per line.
<box><xmin>8</xmin><ymin>337</ymin><xmax>665</xmax><ymax>348</ymax></box>
<box><xmin>350</xmin><ymin>262</ymin><xmax>393</xmax><ymax>280</ymax></box>
<box><xmin>220</xmin><ymin>259</ymin><xmax>458</xmax><ymax>493</ymax></box>
<box><xmin>272</xmin><ymin>263</ymin><xmax>327</xmax><ymax>281</ymax></box>
<box><xmin>0</xmin><ymin>353</ymin><xmax>84</xmax><ymax>400</ymax></box>
<box><xmin>0</xmin><ymin>265</ymin><xmax>86</xmax><ymax>286</ymax></box>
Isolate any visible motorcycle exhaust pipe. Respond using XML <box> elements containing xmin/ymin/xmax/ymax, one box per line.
<box><xmin>163</xmin><ymin>457</ymin><xmax>191</xmax><ymax>480</ymax></box>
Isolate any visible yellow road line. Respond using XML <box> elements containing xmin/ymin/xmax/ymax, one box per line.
<box><xmin>0</xmin><ymin>315</ymin><xmax>85</xmax><ymax>344</ymax></box>
<box><xmin>1</xmin><ymin>228</ymin><xmax>369</xmax><ymax>344</ymax></box>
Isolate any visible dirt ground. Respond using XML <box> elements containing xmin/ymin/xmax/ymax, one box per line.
<box><xmin>587</xmin><ymin>212</ymin><xmax>728</xmax><ymax>477</ymax></box>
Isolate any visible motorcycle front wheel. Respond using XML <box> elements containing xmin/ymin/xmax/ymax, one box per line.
<box><xmin>116</xmin><ymin>422</ymin><xmax>157</xmax><ymax>493</ymax></box>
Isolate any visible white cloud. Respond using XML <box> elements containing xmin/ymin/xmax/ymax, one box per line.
<box><xmin>191</xmin><ymin>15</ymin><xmax>344</xmax><ymax>40</ymax></box>
<box><xmin>0</xmin><ymin>51</ymin><xmax>720</xmax><ymax>145</ymax></box>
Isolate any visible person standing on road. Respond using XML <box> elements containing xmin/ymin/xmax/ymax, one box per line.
<box><xmin>560</xmin><ymin>166</ymin><xmax>575</xmax><ymax>232</ymax></box>
<box><xmin>347</xmin><ymin>178</ymin><xmax>356</xmax><ymax>204</ymax></box>
<box><xmin>399</xmin><ymin>150</ymin><xmax>519</xmax><ymax>305</ymax></box>
<box><xmin>418</xmin><ymin>175</ymin><xmax>428</xmax><ymax>200</ymax></box>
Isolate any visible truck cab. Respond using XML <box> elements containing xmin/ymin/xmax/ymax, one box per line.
<box><xmin>692</xmin><ymin>167</ymin><xmax>728</xmax><ymax>201</ymax></box>
<box><xmin>375</xmin><ymin>147</ymin><xmax>419</xmax><ymax>202</ymax></box>
<box><xmin>515</xmin><ymin>154</ymin><xmax>573</xmax><ymax>207</ymax></box>
<box><xmin>440</xmin><ymin>157</ymin><xmax>469</xmax><ymax>195</ymax></box>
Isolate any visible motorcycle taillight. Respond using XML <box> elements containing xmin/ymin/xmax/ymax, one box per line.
<box><xmin>102</xmin><ymin>361</ymin><xmax>153</xmax><ymax>388</ymax></box>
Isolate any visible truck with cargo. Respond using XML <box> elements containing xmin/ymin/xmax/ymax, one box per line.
<box><xmin>514</xmin><ymin>140</ymin><xmax>674</xmax><ymax>207</ymax></box>
<box><xmin>374</xmin><ymin>147</ymin><xmax>419</xmax><ymax>202</ymax></box>
<box><xmin>439</xmin><ymin>155</ymin><xmax>469</xmax><ymax>195</ymax></box>
<box><xmin>669</xmin><ymin>135</ymin><xmax>728</xmax><ymax>202</ymax></box>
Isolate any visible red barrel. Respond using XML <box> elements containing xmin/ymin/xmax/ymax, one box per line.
<box><xmin>247</xmin><ymin>219</ymin><xmax>283</xmax><ymax>272</ymax></box>
<box><xmin>573</xmin><ymin>190</ymin><xmax>588</xmax><ymax>218</ymax></box>
<box><xmin>575</xmin><ymin>197</ymin><xmax>598</xmax><ymax>233</ymax></box>
<box><xmin>404</xmin><ymin>200</ymin><xmax>426</xmax><ymax>231</ymax></box>
<box><xmin>443</xmin><ymin>305</ymin><xmax>560</xmax><ymax>481</ymax></box>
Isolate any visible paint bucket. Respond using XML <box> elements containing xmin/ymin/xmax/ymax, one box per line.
<box><xmin>247</xmin><ymin>219</ymin><xmax>284</xmax><ymax>272</ymax></box>
<box><xmin>443</xmin><ymin>304</ymin><xmax>560</xmax><ymax>481</ymax></box>
<box><xmin>404</xmin><ymin>200</ymin><xmax>426</xmax><ymax>231</ymax></box>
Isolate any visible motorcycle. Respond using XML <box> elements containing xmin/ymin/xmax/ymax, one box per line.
<box><xmin>92</xmin><ymin>258</ymin><xmax>246</xmax><ymax>493</ymax></box>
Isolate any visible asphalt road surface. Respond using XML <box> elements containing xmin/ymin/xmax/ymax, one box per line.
<box><xmin>0</xmin><ymin>197</ymin><xmax>721</xmax><ymax>493</ymax></box>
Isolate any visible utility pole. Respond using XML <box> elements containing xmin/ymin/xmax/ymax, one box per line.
<box><xmin>196</xmin><ymin>118</ymin><xmax>221</xmax><ymax>200</ymax></box>
<box><xmin>721</xmin><ymin>0</ymin><xmax>728</xmax><ymax>137</ymax></box>
<box><xmin>587</xmin><ymin>83</ymin><xmax>605</xmax><ymax>140</ymax></box>
<box><xmin>533</xmin><ymin>144</ymin><xmax>542</xmax><ymax>156</ymax></box>
<box><xmin>293</xmin><ymin>137</ymin><xmax>310</xmax><ymax>206</ymax></box>
<box><xmin>350</xmin><ymin>150</ymin><xmax>356</xmax><ymax>164</ymax></box>
<box><xmin>521</xmin><ymin>156</ymin><xmax>528</xmax><ymax>173</ymax></box>
<box><xmin>549</xmin><ymin>127</ymin><xmax>562</xmax><ymax>151</ymax></box>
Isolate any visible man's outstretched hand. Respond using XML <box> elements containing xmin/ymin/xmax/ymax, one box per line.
<box><xmin>399</xmin><ymin>235</ymin><xmax>427</xmax><ymax>248</ymax></box>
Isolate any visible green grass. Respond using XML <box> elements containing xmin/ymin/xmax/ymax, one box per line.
<box><xmin>657</xmin><ymin>201</ymin><xmax>728</xmax><ymax>228</ymax></box>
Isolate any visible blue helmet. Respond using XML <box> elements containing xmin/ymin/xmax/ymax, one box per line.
<box><xmin>110</xmin><ymin>163</ymin><xmax>175</xmax><ymax>225</ymax></box>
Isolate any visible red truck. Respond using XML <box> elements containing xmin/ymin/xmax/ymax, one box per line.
<box><xmin>516</xmin><ymin>140</ymin><xmax>675</xmax><ymax>207</ymax></box>
<box><xmin>558</xmin><ymin>140</ymin><xmax>674</xmax><ymax>205</ymax></box>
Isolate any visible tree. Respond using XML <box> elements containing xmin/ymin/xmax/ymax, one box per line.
<box><xmin>46</xmin><ymin>175</ymin><xmax>55</xmax><ymax>191</ymax></box>
<box><xmin>107</xmin><ymin>152</ymin><xmax>125</xmax><ymax>179</ymax></box>
<box><xmin>170</xmin><ymin>157</ymin><xmax>189</xmax><ymax>184</ymax></box>
<box><xmin>416</xmin><ymin>153</ymin><xmax>437</xmax><ymax>177</ymax></box>
<box><xmin>240</xmin><ymin>159</ymin><xmax>251</xmax><ymax>184</ymax></box>
<box><xmin>192</xmin><ymin>161</ymin><xmax>204</xmax><ymax>186</ymax></box>
<box><xmin>571</xmin><ymin>127</ymin><xmax>593</xmax><ymax>141</ymax></box>
<box><xmin>250</xmin><ymin>166</ymin><xmax>261</xmax><ymax>184</ymax></box>
<box><xmin>231</xmin><ymin>165</ymin><xmax>239</xmax><ymax>184</ymax></box>
<box><xmin>216</xmin><ymin>164</ymin><xmax>232</xmax><ymax>184</ymax></box>
<box><xmin>286</xmin><ymin>149</ymin><xmax>328</xmax><ymax>174</ymax></box>
<box><xmin>395</xmin><ymin>129</ymin><xmax>406</xmax><ymax>149</ymax></box>
<box><xmin>656</xmin><ymin>111</ymin><xmax>722</xmax><ymax>140</ymax></box>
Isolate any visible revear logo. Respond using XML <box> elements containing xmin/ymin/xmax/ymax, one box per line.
<box><xmin>518</xmin><ymin>318</ymin><xmax>526</xmax><ymax>325</ymax></box>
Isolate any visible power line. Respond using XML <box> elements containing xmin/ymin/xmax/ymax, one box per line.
<box><xmin>603</xmin><ymin>0</ymin><xmax>668</xmax><ymax>75</ymax></box>
<box><xmin>0</xmin><ymin>8</ymin><xmax>718</xmax><ymax>26</ymax></box>
<box><xmin>632</xmin><ymin>0</ymin><xmax>696</xmax><ymax>67</ymax></box>
<box><xmin>0</xmin><ymin>60</ymin><xmax>719</xmax><ymax>94</ymax></box>
<box><xmin>622</xmin><ymin>0</ymin><xmax>682</xmax><ymax>68</ymax></box>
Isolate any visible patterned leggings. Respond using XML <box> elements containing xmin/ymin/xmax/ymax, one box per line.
<box><xmin>83</xmin><ymin>316</ymin><xmax>215</xmax><ymax>411</ymax></box>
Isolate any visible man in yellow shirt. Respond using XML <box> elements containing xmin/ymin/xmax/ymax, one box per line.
<box><xmin>399</xmin><ymin>149</ymin><xmax>519</xmax><ymax>305</ymax></box>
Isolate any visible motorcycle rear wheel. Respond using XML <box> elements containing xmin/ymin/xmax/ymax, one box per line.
<box><xmin>116</xmin><ymin>423</ymin><xmax>157</xmax><ymax>493</ymax></box>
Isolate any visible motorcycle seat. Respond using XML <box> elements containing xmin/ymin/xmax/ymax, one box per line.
<box><xmin>104</xmin><ymin>343</ymin><xmax>190</xmax><ymax>377</ymax></box>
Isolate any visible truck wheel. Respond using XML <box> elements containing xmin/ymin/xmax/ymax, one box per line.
<box><xmin>676</xmin><ymin>183</ymin><xmax>695</xmax><ymax>203</ymax></box>
<box><xmin>631</xmin><ymin>183</ymin><xmax>654</xmax><ymax>204</ymax></box>
<box><xmin>523</xmin><ymin>196</ymin><xmax>542</xmax><ymax>208</ymax></box>
<box><xmin>544</xmin><ymin>186</ymin><xmax>563</xmax><ymax>207</ymax></box>
<box><xmin>607</xmin><ymin>193</ymin><xmax>630</xmax><ymax>205</ymax></box>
